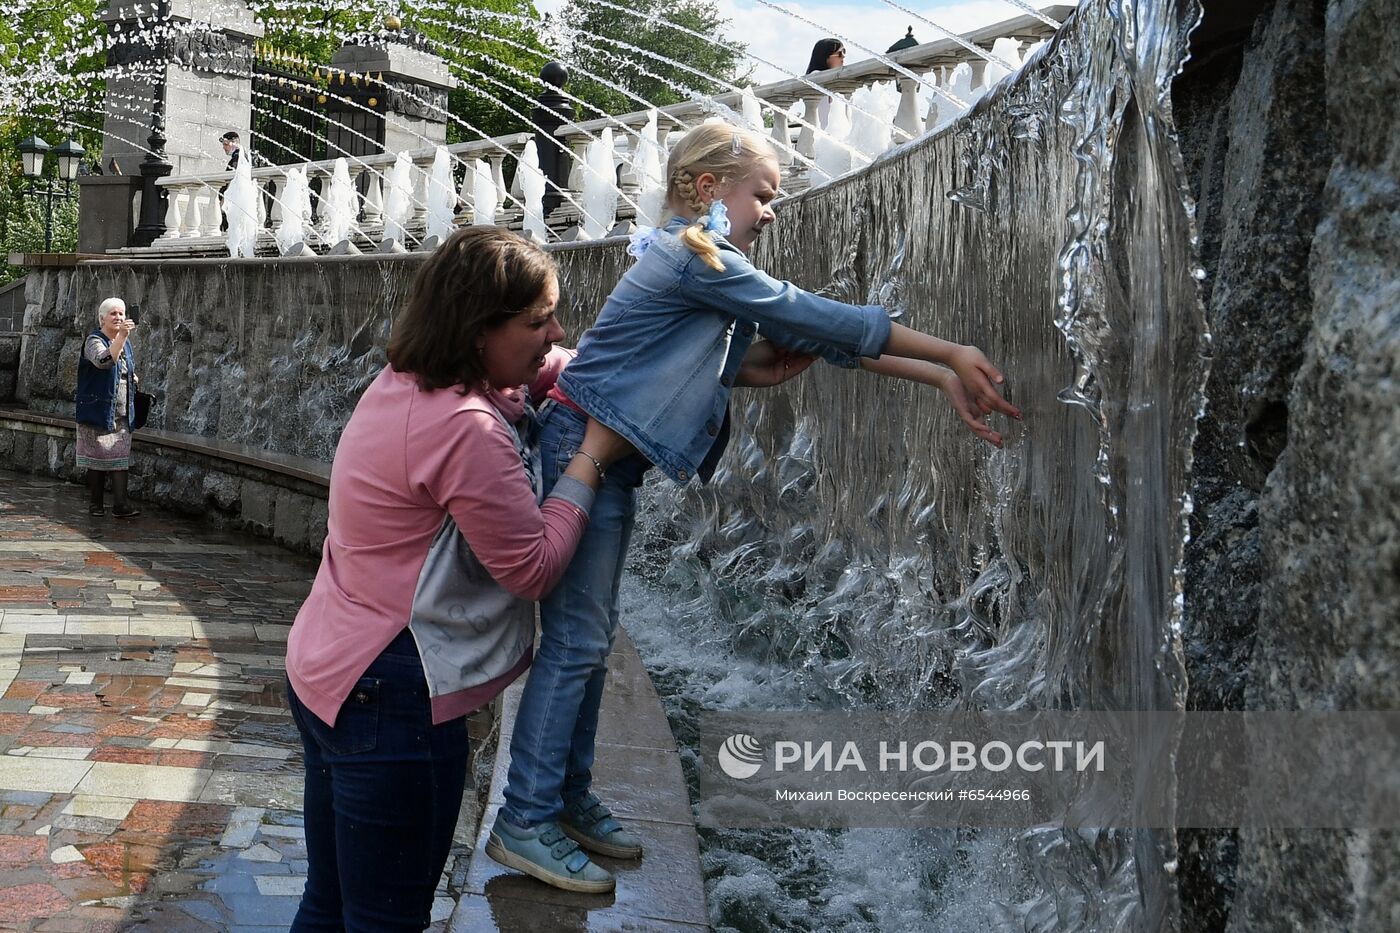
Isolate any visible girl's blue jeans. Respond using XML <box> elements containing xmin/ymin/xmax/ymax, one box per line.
<box><xmin>287</xmin><ymin>629</ymin><xmax>470</xmax><ymax>932</ymax></box>
<box><xmin>501</xmin><ymin>401</ymin><xmax>648</xmax><ymax>827</ymax></box>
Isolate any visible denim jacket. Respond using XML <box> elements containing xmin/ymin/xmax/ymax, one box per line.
<box><xmin>558</xmin><ymin>218</ymin><xmax>891</xmax><ymax>483</ymax></box>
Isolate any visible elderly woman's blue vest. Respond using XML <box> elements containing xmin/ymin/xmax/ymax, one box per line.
<box><xmin>75</xmin><ymin>330</ymin><xmax>136</xmax><ymax>431</ymax></box>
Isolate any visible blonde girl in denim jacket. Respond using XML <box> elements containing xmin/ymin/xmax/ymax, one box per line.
<box><xmin>488</xmin><ymin>122</ymin><xmax>1022</xmax><ymax>893</ymax></box>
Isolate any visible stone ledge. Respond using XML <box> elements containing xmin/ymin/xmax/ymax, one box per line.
<box><xmin>0</xmin><ymin>408</ymin><xmax>328</xmax><ymax>554</ymax></box>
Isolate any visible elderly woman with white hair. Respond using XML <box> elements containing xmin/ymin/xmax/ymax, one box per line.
<box><xmin>74</xmin><ymin>297</ymin><xmax>141</xmax><ymax>517</ymax></box>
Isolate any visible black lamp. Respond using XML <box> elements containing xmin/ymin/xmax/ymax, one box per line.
<box><xmin>18</xmin><ymin>134</ymin><xmax>50</xmax><ymax>178</ymax></box>
<box><xmin>52</xmin><ymin>137</ymin><xmax>87</xmax><ymax>182</ymax></box>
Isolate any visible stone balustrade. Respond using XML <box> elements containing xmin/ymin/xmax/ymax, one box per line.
<box><xmin>123</xmin><ymin>5</ymin><xmax>1069</xmax><ymax>255</ymax></box>
<box><xmin>146</xmin><ymin>132</ymin><xmax>534</xmax><ymax>253</ymax></box>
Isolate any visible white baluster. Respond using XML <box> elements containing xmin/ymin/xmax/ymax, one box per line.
<box><xmin>488</xmin><ymin>154</ymin><xmax>508</xmax><ymax>220</ymax></box>
<box><xmin>160</xmin><ymin>187</ymin><xmax>183</xmax><ymax>239</ymax></box>
<box><xmin>970</xmin><ymin>59</ymin><xmax>988</xmax><ymax>92</ymax></box>
<box><xmin>617</xmin><ymin>131</ymin><xmax>640</xmax><ymax>199</ymax></box>
<box><xmin>894</xmin><ymin>78</ymin><xmax>922</xmax><ymax>141</ymax></box>
<box><xmin>347</xmin><ymin>165</ymin><xmax>365</xmax><ymax>222</ymax></box>
<box><xmin>510</xmin><ymin>151</ymin><xmax>524</xmax><ymax>202</ymax></box>
<box><xmin>770</xmin><ymin>109</ymin><xmax>793</xmax><ymax>166</ymax></box>
<box><xmin>410</xmin><ymin>160</ymin><xmax>430</xmax><ymax>230</ymax></box>
<box><xmin>796</xmin><ymin>95</ymin><xmax>822</xmax><ymax>160</ymax></box>
<box><xmin>181</xmin><ymin>190</ymin><xmax>202</xmax><ymax>238</ymax></box>
<box><xmin>458</xmin><ymin>160</ymin><xmax>475</xmax><ymax>217</ymax></box>
<box><xmin>361</xmin><ymin>171</ymin><xmax>383</xmax><ymax>226</ymax></box>
<box><xmin>199</xmin><ymin>191</ymin><xmax>221</xmax><ymax>237</ymax></box>
<box><xmin>565</xmin><ymin>136</ymin><xmax>588</xmax><ymax>198</ymax></box>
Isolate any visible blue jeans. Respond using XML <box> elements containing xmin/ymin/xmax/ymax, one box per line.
<box><xmin>288</xmin><ymin>629</ymin><xmax>470</xmax><ymax>932</ymax></box>
<box><xmin>501</xmin><ymin>402</ymin><xmax>649</xmax><ymax>827</ymax></box>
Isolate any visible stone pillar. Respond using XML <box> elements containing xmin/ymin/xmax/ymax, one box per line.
<box><xmin>533</xmin><ymin>63</ymin><xmax>575</xmax><ymax>217</ymax></box>
<box><xmin>77</xmin><ymin>175</ymin><xmax>144</xmax><ymax>253</ymax></box>
<box><xmin>330</xmin><ymin>29</ymin><xmax>456</xmax><ymax>159</ymax></box>
<box><xmin>99</xmin><ymin>0</ymin><xmax>263</xmax><ymax>177</ymax></box>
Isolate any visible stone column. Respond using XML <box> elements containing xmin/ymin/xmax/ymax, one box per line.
<box><xmin>329</xmin><ymin>29</ymin><xmax>457</xmax><ymax>160</ymax></box>
<box><xmin>532</xmin><ymin>63</ymin><xmax>575</xmax><ymax>218</ymax></box>
<box><xmin>99</xmin><ymin>0</ymin><xmax>263</xmax><ymax>177</ymax></box>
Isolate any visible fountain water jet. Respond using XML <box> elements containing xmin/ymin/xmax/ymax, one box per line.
<box><xmin>382</xmin><ymin>153</ymin><xmax>414</xmax><ymax>244</ymax></box>
<box><xmin>425</xmin><ymin>146</ymin><xmax>457</xmax><ymax>242</ymax></box>
<box><xmin>224</xmin><ymin>158</ymin><xmax>259</xmax><ymax>258</ymax></box>
<box><xmin>516</xmin><ymin>141</ymin><xmax>548</xmax><ymax>241</ymax></box>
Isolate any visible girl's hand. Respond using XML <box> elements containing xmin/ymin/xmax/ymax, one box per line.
<box><xmin>941</xmin><ymin>374</ymin><xmax>1007</xmax><ymax>448</ymax></box>
<box><xmin>736</xmin><ymin>341</ymin><xmax>818</xmax><ymax>388</ymax></box>
<box><xmin>948</xmin><ymin>345</ymin><xmax>1021</xmax><ymax>422</ymax></box>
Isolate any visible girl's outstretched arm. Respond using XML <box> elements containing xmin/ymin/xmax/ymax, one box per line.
<box><xmin>881</xmin><ymin>323</ymin><xmax>1022</xmax><ymax>424</ymax></box>
<box><xmin>859</xmin><ymin>356</ymin><xmax>1009</xmax><ymax>448</ymax></box>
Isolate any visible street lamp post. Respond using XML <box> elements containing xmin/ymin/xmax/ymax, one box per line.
<box><xmin>18</xmin><ymin>133</ymin><xmax>86</xmax><ymax>252</ymax></box>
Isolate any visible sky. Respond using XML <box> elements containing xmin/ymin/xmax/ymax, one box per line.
<box><xmin>533</xmin><ymin>0</ymin><xmax>1076</xmax><ymax>86</ymax></box>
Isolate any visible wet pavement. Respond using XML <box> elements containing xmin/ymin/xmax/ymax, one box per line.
<box><xmin>0</xmin><ymin>470</ymin><xmax>707</xmax><ymax>931</ymax></box>
<box><xmin>448</xmin><ymin>631</ymin><xmax>707</xmax><ymax>932</ymax></box>
<box><xmin>0</xmin><ymin>472</ymin><xmax>462</xmax><ymax>930</ymax></box>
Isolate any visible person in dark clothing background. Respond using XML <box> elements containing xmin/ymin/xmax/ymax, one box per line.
<box><xmin>220</xmin><ymin>131</ymin><xmax>242</xmax><ymax>170</ymax></box>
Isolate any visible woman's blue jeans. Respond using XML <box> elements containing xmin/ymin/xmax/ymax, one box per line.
<box><xmin>501</xmin><ymin>402</ymin><xmax>648</xmax><ymax>827</ymax></box>
<box><xmin>287</xmin><ymin>629</ymin><xmax>469</xmax><ymax>932</ymax></box>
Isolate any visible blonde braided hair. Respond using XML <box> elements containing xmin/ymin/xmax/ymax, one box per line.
<box><xmin>665</xmin><ymin>122</ymin><xmax>777</xmax><ymax>272</ymax></box>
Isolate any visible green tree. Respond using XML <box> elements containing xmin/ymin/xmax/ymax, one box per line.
<box><xmin>557</xmin><ymin>0</ymin><xmax>750</xmax><ymax>116</ymax></box>
<box><xmin>249</xmin><ymin>0</ymin><xmax>553</xmax><ymax>143</ymax></box>
<box><xmin>0</xmin><ymin>0</ymin><xmax>106</xmax><ymax>268</ymax></box>
<box><xmin>0</xmin><ymin>177</ymin><xmax>79</xmax><ymax>285</ymax></box>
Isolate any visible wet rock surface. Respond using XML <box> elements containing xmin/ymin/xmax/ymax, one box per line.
<box><xmin>1228</xmin><ymin>0</ymin><xmax>1400</xmax><ymax>930</ymax></box>
<box><xmin>1174</xmin><ymin>1</ymin><xmax>1333</xmax><ymax>926</ymax></box>
<box><xmin>1177</xmin><ymin>0</ymin><xmax>1399</xmax><ymax>929</ymax></box>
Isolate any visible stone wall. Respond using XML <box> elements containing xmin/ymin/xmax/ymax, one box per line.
<box><xmin>1229</xmin><ymin>0</ymin><xmax>1400</xmax><ymax>929</ymax></box>
<box><xmin>1174</xmin><ymin>0</ymin><xmax>1400</xmax><ymax>929</ymax></box>
<box><xmin>13</xmin><ymin>246</ymin><xmax>624</xmax><ymax>462</ymax></box>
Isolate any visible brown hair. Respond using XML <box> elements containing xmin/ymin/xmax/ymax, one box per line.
<box><xmin>665</xmin><ymin>122</ymin><xmax>777</xmax><ymax>272</ymax></box>
<box><xmin>387</xmin><ymin>226</ymin><xmax>557</xmax><ymax>393</ymax></box>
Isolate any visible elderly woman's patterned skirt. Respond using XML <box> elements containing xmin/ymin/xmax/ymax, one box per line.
<box><xmin>76</xmin><ymin>416</ymin><xmax>132</xmax><ymax>471</ymax></box>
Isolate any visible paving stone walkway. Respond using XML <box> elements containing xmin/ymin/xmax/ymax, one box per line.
<box><xmin>0</xmin><ymin>470</ymin><xmax>707</xmax><ymax>932</ymax></box>
<box><xmin>0</xmin><ymin>472</ymin><xmax>468</xmax><ymax>931</ymax></box>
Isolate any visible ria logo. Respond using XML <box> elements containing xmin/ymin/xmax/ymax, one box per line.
<box><xmin>717</xmin><ymin>733</ymin><xmax>764</xmax><ymax>779</ymax></box>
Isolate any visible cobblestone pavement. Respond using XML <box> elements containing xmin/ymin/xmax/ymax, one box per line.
<box><xmin>0</xmin><ymin>473</ymin><xmax>466</xmax><ymax>931</ymax></box>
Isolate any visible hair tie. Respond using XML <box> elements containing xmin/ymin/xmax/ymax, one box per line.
<box><xmin>700</xmin><ymin>200</ymin><xmax>731</xmax><ymax>236</ymax></box>
<box><xmin>627</xmin><ymin>225</ymin><xmax>661</xmax><ymax>259</ymax></box>
<box><xmin>731</xmin><ymin>134</ymin><xmax>743</xmax><ymax>155</ymax></box>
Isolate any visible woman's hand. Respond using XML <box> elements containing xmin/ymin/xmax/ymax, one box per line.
<box><xmin>561</xmin><ymin>418</ymin><xmax>636</xmax><ymax>490</ymax></box>
<box><xmin>947</xmin><ymin>345</ymin><xmax>1021</xmax><ymax>423</ymax></box>
<box><xmin>941</xmin><ymin>373</ymin><xmax>1009</xmax><ymax>448</ymax></box>
<box><xmin>110</xmin><ymin>320</ymin><xmax>137</xmax><ymax>351</ymax></box>
<box><xmin>735</xmin><ymin>340</ymin><xmax>818</xmax><ymax>388</ymax></box>
<box><xmin>580</xmin><ymin>418</ymin><xmax>635</xmax><ymax>469</ymax></box>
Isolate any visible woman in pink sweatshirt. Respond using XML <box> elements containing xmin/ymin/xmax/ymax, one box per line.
<box><xmin>285</xmin><ymin>227</ymin><xmax>630</xmax><ymax>932</ymax></box>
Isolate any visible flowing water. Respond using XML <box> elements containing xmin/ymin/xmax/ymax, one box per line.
<box><xmin>11</xmin><ymin>1</ymin><xmax>1208</xmax><ymax>927</ymax></box>
<box><xmin>587</xmin><ymin>2</ymin><xmax>1206</xmax><ymax>929</ymax></box>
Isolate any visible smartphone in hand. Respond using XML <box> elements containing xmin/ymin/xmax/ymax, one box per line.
<box><xmin>126</xmin><ymin>303</ymin><xmax>140</xmax><ymax>325</ymax></box>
